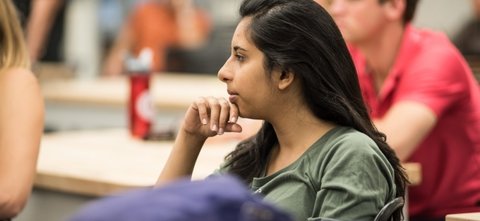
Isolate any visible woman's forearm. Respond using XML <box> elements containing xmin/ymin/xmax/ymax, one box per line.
<box><xmin>155</xmin><ymin>129</ymin><xmax>207</xmax><ymax>186</ymax></box>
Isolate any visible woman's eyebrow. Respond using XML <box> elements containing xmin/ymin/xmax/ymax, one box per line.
<box><xmin>233</xmin><ymin>46</ymin><xmax>247</xmax><ymax>52</ymax></box>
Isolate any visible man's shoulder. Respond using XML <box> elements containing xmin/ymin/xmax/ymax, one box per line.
<box><xmin>406</xmin><ymin>26</ymin><xmax>457</xmax><ymax>57</ymax></box>
<box><xmin>401</xmin><ymin>26</ymin><xmax>465</xmax><ymax>71</ymax></box>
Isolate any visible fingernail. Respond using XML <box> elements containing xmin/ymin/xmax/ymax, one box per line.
<box><xmin>218</xmin><ymin>128</ymin><xmax>224</xmax><ymax>135</ymax></box>
<box><xmin>211</xmin><ymin>124</ymin><xmax>217</xmax><ymax>131</ymax></box>
<box><xmin>202</xmin><ymin>118</ymin><xmax>207</xmax><ymax>125</ymax></box>
<box><xmin>230</xmin><ymin>116</ymin><xmax>236</xmax><ymax>122</ymax></box>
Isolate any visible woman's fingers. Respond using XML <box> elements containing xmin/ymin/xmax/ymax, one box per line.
<box><xmin>192</xmin><ymin>97</ymin><xmax>240</xmax><ymax>136</ymax></box>
<box><xmin>228</xmin><ymin>102</ymin><xmax>239</xmax><ymax>124</ymax></box>
<box><xmin>206</xmin><ymin>97</ymin><xmax>220</xmax><ymax>133</ymax></box>
<box><xmin>194</xmin><ymin>97</ymin><xmax>209</xmax><ymax>125</ymax></box>
<box><xmin>217</xmin><ymin>98</ymin><xmax>231</xmax><ymax>135</ymax></box>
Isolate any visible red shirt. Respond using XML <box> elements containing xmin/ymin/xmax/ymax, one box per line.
<box><xmin>350</xmin><ymin>25</ymin><xmax>480</xmax><ymax>218</ymax></box>
<box><xmin>129</xmin><ymin>2</ymin><xmax>211</xmax><ymax>72</ymax></box>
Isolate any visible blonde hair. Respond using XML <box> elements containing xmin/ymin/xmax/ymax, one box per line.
<box><xmin>0</xmin><ymin>0</ymin><xmax>30</xmax><ymax>72</ymax></box>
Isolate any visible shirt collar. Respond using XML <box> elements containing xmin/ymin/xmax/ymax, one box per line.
<box><xmin>350</xmin><ymin>24</ymin><xmax>421</xmax><ymax>100</ymax></box>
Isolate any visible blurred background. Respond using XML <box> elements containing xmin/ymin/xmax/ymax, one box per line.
<box><xmin>32</xmin><ymin>0</ymin><xmax>477</xmax><ymax>79</ymax></box>
<box><xmin>29</xmin><ymin>0</ymin><xmax>478</xmax><ymax>133</ymax></box>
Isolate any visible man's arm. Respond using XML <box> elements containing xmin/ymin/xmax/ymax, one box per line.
<box><xmin>26</xmin><ymin>0</ymin><xmax>64</xmax><ymax>62</ymax></box>
<box><xmin>101</xmin><ymin>22</ymin><xmax>133</xmax><ymax>76</ymax></box>
<box><xmin>373</xmin><ymin>101</ymin><xmax>437</xmax><ymax>161</ymax></box>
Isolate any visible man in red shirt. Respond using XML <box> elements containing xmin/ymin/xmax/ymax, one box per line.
<box><xmin>102</xmin><ymin>0</ymin><xmax>211</xmax><ymax>76</ymax></box>
<box><xmin>318</xmin><ymin>0</ymin><xmax>480</xmax><ymax>220</ymax></box>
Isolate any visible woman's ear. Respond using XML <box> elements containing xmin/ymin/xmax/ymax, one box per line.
<box><xmin>278</xmin><ymin>69</ymin><xmax>295</xmax><ymax>90</ymax></box>
<box><xmin>382</xmin><ymin>0</ymin><xmax>405</xmax><ymax>21</ymax></box>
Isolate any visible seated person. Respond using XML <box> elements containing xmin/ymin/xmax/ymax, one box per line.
<box><xmin>322</xmin><ymin>0</ymin><xmax>480</xmax><ymax>220</ymax></box>
<box><xmin>102</xmin><ymin>0</ymin><xmax>211</xmax><ymax>76</ymax></box>
<box><xmin>13</xmin><ymin>0</ymin><xmax>67</xmax><ymax>62</ymax></box>
<box><xmin>155</xmin><ymin>0</ymin><xmax>408</xmax><ymax>220</ymax></box>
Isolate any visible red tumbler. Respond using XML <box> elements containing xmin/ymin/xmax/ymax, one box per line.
<box><xmin>129</xmin><ymin>72</ymin><xmax>153</xmax><ymax>138</ymax></box>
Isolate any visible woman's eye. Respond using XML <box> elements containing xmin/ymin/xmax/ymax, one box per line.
<box><xmin>235</xmin><ymin>54</ymin><xmax>245</xmax><ymax>62</ymax></box>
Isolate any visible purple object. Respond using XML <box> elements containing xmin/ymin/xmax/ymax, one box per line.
<box><xmin>68</xmin><ymin>175</ymin><xmax>293</xmax><ymax>221</ymax></box>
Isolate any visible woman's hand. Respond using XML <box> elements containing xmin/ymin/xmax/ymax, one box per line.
<box><xmin>181</xmin><ymin>97</ymin><xmax>243</xmax><ymax>138</ymax></box>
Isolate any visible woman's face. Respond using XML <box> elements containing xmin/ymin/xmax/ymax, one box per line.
<box><xmin>217</xmin><ymin>17</ymin><xmax>275</xmax><ymax>119</ymax></box>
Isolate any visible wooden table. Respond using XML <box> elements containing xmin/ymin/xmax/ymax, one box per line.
<box><xmin>41</xmin><ymin>73</ymin><xmax>226</xmax><ymax>111</ymax></box>
<box><xmin>34</xmin><ymin>128</ymin><xmax>421</xmax><ymax>197</ymax></box>
<box><xmin>41</xmin><ymin>73</ymin><xmax>226</xmax><ymax>131</ymax></box>
<box><xmin>34</xmin><ymin>128</ymin><xmax>242</xmax><ymax>197</ymax></box>
<box><xmin>403</xmin><ymin>162</ymin><xmax>421</xmax><ymax>186</ymax></box>
<box><xmin>446</xmin><ymin>212</ymin><xmax>480</xmax><ymax>221</ymax></box>
<box><xmin>16</xmin><ymin>128</ymin><xmax>247</xmax><ymax>221</ymax></box>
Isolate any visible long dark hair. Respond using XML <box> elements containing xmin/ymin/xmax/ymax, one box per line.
<box><xmin>224</xmin><ymin>0</ymin><xmax>408</xmax><ymax>220</ymax></box>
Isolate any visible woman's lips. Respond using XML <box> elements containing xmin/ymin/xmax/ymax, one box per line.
<box><xmin>227</xmin><ymin>90</ymin><xmax>238</xmax><ymax>103</ymax></box>
<box><xmin>229</xmin><ymin>94</ymin><xmax>238</xmax><ymax>103</ymax></box>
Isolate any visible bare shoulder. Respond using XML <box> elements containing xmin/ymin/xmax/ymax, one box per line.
<box><xmin>0</xmin><ymin>67</ymin><xmax>42</xmax><ymax>105</ymax></box>
<box><xmin>0</xmin><ymin>67</ymin><xmax>37</xmax><ymax>82</ymax></box>
<box><xmin>0</xmin><ymin>67</ymin><xmax>39</xmax><ymax>90</ymax></box>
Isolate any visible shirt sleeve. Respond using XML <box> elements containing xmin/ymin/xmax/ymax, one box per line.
<box><xmin>309</xmin><ymin>138</ymin><xmax>395</xmax><ymax>221</ymax></box>
<box><xmin>394</xmin><ymin>46</ymin><xmax>470</xmax><ymax>118</ymax></box>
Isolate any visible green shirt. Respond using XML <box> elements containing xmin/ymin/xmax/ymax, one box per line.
<box><xmin>224</xmin><ymin>127</ymin><xmax>397</xmax><ymax>221</ymax></box>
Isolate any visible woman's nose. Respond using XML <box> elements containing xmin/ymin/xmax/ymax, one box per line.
<box><xmin>217</xmin><ymin>57</ymin><xmax>232</xmax><ymax>83</ymax></box>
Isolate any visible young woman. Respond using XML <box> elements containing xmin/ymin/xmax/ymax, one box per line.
<box><xmin>0</xmin><ymin>0</ymin><xmax>44</xmax><ymax>219</ymax></box>
<box><xmin>156</xmin><ymin>0</ymin><xmax>408</xmax><ymax>220</ymax></box>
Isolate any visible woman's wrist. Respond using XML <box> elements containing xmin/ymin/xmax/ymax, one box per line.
<box><xmin>176</xmin><ymin>128</ymin><xmax>208</xmax><ymax>150</ymax></box>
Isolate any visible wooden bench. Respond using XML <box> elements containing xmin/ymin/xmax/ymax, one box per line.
<box><xmin>446</xmin><ymin>212</ymin><xmax>480</xmax><ymax>221</ymax></box>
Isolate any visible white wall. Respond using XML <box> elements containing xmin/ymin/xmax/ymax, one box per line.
<box><xmin>414</xmin><ymin>0</ymin><xmax>474</xmax><ymax>37</ymax></box>
<box><xmin>64</xmin><ymin>0</ymin><xmax>101</xmax><ymax>79</ymax></box>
